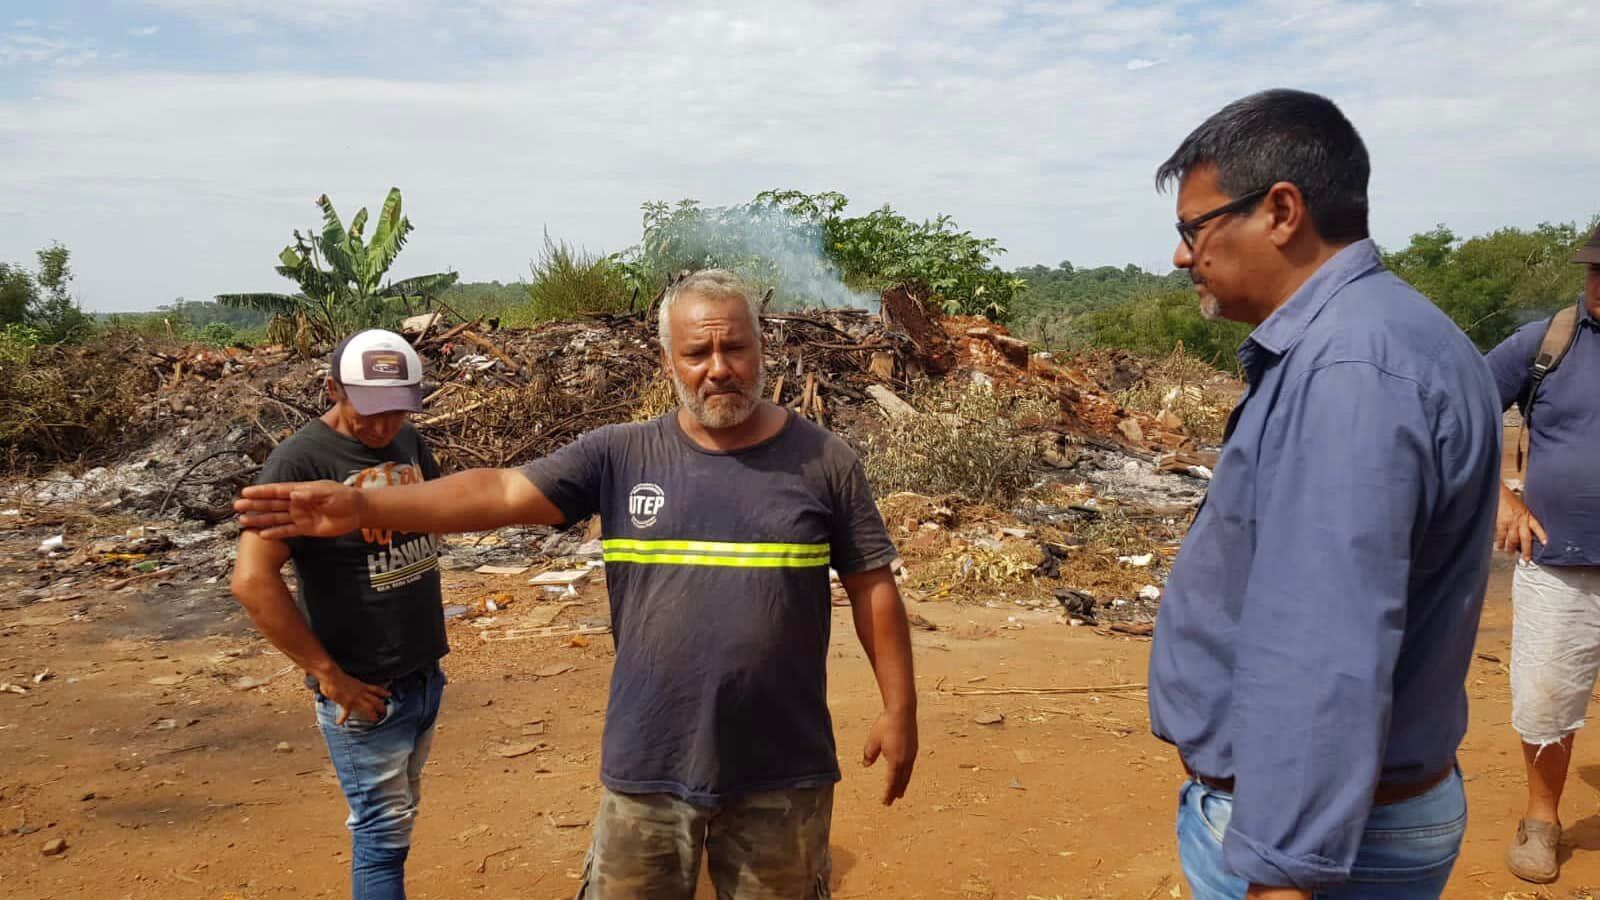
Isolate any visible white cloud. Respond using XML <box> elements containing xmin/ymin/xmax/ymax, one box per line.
<box><xmin>0</xmin><ymin>31</ymin><xmax>98</xmax><ymax>68</ymax></box>
<box><xmin>130</xmin><ymin>26</ymin><xmax>162</xmax><ymax>37</ymax></box>
<box><xmin>52</xmin><ymin>49</ymin><xmax>98</xmax><ymax>67</ymax></box>
<box><xmin>138</xmin><ymin>0</ymin><xmax>425</xmax><ymax>30</ymax></box>
<box><xmin>1</xmin><ymin>0</ymin><xmax>1598</xmax><ymax>311</ymax></box>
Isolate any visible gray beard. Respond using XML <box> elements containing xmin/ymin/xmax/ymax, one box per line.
<box><xmin>671</xmin><ymin>368</ymin><xmax>766</xmax><ymax>430</ymax></box>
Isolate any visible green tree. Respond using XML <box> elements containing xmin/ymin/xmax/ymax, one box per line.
<box><xmin>28</xmin><ymin>243</ymin><xmax>94</xmax><ymax>343</ymax></box>
<box><xmin>0</xmin><ymin>263</ymin><xmax>38</xmax><ymax>325</ymax></box>
<box><xmin>218</xmin><ymin>188</ymin><xmax>459</xmax><ymax>346</ymax></box>
<box><xmin>1384</xmin><ymin>219</ymin><xmax>1593</xmax><ymax>349</ymax></box>
<box><xmin>1080</xmin><ymin>288</ymin><xmax>1252</xmax><ymax>371</ymax></box>
<box><xmin>617</xmin><ymin>190</ymin><xmax>1021</xmax><ymax>320</ymax></box>
<box><xmin>1009</xmin><ymin>261</ymin><xmax>1190</xmax><ymax>348</ymax></box>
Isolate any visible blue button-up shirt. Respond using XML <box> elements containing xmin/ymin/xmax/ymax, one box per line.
<box><xmin>1148</xmin><ymin>240</ymin><xmax>1501</xmax><ymax>889</ymax></box>
<box><xmin>1485</xmin><ymin>304</ymin><xmax>1600</xmax><ymax>566</ymax></box>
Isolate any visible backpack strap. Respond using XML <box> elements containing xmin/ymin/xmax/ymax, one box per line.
<box><xmin>1515</xmin><ymin>302</ymin><xmax>1583</xmax><ymax>472</ymax></box>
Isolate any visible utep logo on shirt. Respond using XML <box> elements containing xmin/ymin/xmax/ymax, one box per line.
<box><xmin>345</xmin><ymin>461</ymin><xmax>422</xmax><ymax>545</ymax></box>
<box><xmin>629</xmin><ymin>482</ymin><xmax>665</xmax><ymax>528</ymax></box>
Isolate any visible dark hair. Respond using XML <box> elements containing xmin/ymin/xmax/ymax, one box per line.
<box><xmin>1156</xmin><ymin>89</ymin><xmax>1371</xmax><ymax>243</ymax></box>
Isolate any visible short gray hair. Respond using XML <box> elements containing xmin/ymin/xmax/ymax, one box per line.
<box><xmin>658</xmin><ymin>269</ymin><xmax>761</xmax><ymax>352</ymax></box>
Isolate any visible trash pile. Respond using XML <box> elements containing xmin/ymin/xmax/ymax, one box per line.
<box><xmin>1</xmin><ymin>290</ymin><xmax>1240</xmax><ymax>634</ymax></box>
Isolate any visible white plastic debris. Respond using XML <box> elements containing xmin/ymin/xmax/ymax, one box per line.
<box><xmin>1139</xmin><ymin>585</ymin><xmax>1163</xmax><ymax>601</ymax></box>
<box><xmin>1118</xmin><ymin>553</ymin><xmax>1154</xmax><ymax>567</ymax></box>
<box><xmin>37</xmin><ymin>535</ymin><xmax>65</xmax><ymax>554</ymax></box>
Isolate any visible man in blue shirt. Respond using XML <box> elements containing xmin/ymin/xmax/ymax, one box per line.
<box><xmin>1485</xmin><ymin>223</ymin><xmax>1600</xmax><ymax>884</ymax></box>
<box><xmin>1146</xmin><ymin>89</ymin><xmax>1502</xmax><ymax>899</ymax></box>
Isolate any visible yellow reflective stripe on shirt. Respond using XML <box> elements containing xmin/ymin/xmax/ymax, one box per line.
<box><xmin>603</xmin><ymin>552</ymin><xmax>830</xmax><ymax>568</ymax></box>
<box><xmin>601</xmin><ymin>538</ymin><xmax>830</xmax><ymax>568</ymax></box>
<box><xmin>603</xmin><ymin>538</ymin><xmax>829</xmax><ymax>556</ymax></box>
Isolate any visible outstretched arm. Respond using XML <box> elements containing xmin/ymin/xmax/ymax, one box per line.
<box><xmin>236</xmin><ymin>467</ymin><xmax>568</xmax><ymax>539</ymax></box>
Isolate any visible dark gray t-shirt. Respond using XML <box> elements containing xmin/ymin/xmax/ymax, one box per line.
<box><xmin>521</xmin><ymin>410</ymin><xmax>897</xmax><ymax>805</ymax></box>
<box><xmin>256</xmin><ymin>419</ymin><xmax>448</xmax><ymax>682</ymax></box>
<box><xmin>1485</xmin><ymin>308</ymin><xmax>1600</xmax><ymax>566</ymax></box>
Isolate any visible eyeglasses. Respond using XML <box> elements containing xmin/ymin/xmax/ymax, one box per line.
<box><xmin>1175</xmin><ymin>188</ymin><xmax>1269</xmax><ymax>251</ymax></box>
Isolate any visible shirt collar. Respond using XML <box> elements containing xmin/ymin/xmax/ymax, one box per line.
<box><xmin>1241</xmin><ymin>238</ymin><xmax>1385</xmax><ymax>361</ymax></box>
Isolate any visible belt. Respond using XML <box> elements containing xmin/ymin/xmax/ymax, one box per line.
<box><xmin>1183</xmin><ymin>759</ymin><xmax>1455</xmax><ymax>807</ymax></box>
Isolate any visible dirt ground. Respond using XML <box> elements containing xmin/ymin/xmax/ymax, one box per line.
<box><xmin>2</xmin><ymin>428</ymin><xmax>1593</xmax><ymax>900</ymax></box>
<box><xmin>0</xmin><ymin>555</ymin><xmax>1593</xmax><ymax>900</ymax></box>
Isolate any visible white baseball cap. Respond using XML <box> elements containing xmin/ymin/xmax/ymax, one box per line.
<box><xmin>330</xmin><ymin>329</ymin><xmax>425</xmax><ymax>415</ymax></box>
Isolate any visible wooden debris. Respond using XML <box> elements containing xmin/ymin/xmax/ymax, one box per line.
<box><xmin>866</xmin><ymin>385</ymin><xmax>917</xmax><ymax>419</ymax></box>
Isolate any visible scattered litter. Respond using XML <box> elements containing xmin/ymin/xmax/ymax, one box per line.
<box><xmin>443</xmin><ymin>604</ymin><xmax>470</xmax><ymax>620</ymax></box>
<box><xmin>32</xmin><ymin>669</ymin><xmax>52</xmax><ymax>684</ymax></box>
<box><xmin>41</xmin><ymin>838</ymin><xmax>67</xmax><ymax>857</ymax></box>
<box><xmin>147</xmin><ymin>675</ymin><xmax>188</xmax><ymax>687</ymax></box>
<box><xmin>37</xmin><ymin>535</ymin><xmax>65</xmax><ymax>554</ymax></box>
<box><xmin>154</xmin><ymin>718</ymin><xmax>178</xmax><ymax>731</ymax></box>
<box><xmin>479</xmin><ymin>623</ymin><xmax>610</xmax><ymax>643</ymax></box>
<box><xmin>274</xmin><ymin>741</ymin><xmax>293</xmax><ymax>753</ymax></box>
<box><xmin>523</xmin><ymin>601</ymin><xmax>581</xmax><ymax>629</ymax></box>
<box><xmin>974</xmin><ymin>712</ymin><xmax>1005</xmax><ymax>726</ymax></box>
<box><xmin>535</xmin><ymin>664</ymin><xmax>575</xmax><ymax>679</ymax></box>
<box><xmin>1118</xmin><ymin>554</ymin><xmax>1154</xmax><ymax>567</ymax></box>
<box><xmin>495</xmin><ymin>741</ymin><xmax>550</xmax><ymax>759</ymax></box>
<box><xmin>1</xmin><ymin>683</ymin><xmax>28</xmax><ymax>696</ymax></box>
<box><xmin>529</xmin><ymin>569</ymin><xmax>590</xmax><ymax>596</ymax></box>
<box><xmin>1009</xmin><ymin>778</ymin><xmax>1026</xmax><ymax>791</ymax></box>
<box><xmin>475</xmin><ymin>564</ymin><xmax>529</xmax><ymax>576</ymax></box>
<box><xmin>1138</xmin><ymin>585</ymin><xmax>1162</xmax><ymax>601</ymax></box>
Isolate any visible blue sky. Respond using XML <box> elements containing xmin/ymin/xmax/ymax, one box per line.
<box><xmin>1</xmin><ymin>0</ymin><xmax>1596</xmax><ymax>312</ymax></box>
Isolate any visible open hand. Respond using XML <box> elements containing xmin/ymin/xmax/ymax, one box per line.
<box><xmin>236</xmin><ymin>481</ymin><xmax>363</xmax><ymax>540</ymax></box>
<box><xmin>863</xmin><ymin>707</ymin><xmax>918</xmax><ymax>806</ymax></box>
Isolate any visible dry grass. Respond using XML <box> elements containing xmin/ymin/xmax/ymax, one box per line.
<box><xmin>1114</xmin><ymin>343</ymin><xmax>1234</xmax><ymax>444</ymax></box>
<box><xmin>632</xmin><ymin>373</ymin><xmax>677</xmax><ymax>422</ymax></box>
<box><xmin>863</xmin><ymin>381</ymin><xmax>1053</xmax><ymax>507</ymax></box>
<box><xmin>0</xmin><ymin>338</ymin><xmax>161</xmax><ymax>471</ymax></box>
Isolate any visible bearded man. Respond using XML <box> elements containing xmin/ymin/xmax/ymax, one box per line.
<box><xmin>236</xmin><ymin>269</ymin><xmax>918</xmax><ymax>900</ymax></box>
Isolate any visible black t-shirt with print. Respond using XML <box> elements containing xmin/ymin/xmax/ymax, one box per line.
<box><xmin>520</xmin><ymin>410</ymin><xmax>898</xmax><ymax>805</ymax></box>
<box><xmin>256</xmin><ymin>419</ymin><xmax>447</xmax><ymax>683</ymax></box>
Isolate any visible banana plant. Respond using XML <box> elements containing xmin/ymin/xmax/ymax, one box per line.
<box><xmin>218</xmin><ymin>188</ymin><xmax>458</xmax><ymax>347</ymax></box>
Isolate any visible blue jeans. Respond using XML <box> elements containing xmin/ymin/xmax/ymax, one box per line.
<box><xmin>1176</xmin><ymin>770</ymin><xmax>1466</xmax><ymax>899</ymax></box>
<box><xmin>315</xmin><ymin>664</ymin><xmax>446</xmax><ymax>900</ymax></box>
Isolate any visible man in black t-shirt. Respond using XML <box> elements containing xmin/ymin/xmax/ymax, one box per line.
<box><xmin>237</xmin><ymin>272</ymin><xmax>919</xmax><ymax>899</ymax></box>
<box><xmin>231</xmin><ymin>328</ymin><xmax>446</xmax><ymax>900</ymax></box>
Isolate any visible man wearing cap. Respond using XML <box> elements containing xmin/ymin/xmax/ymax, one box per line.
<box><xmin>230</xmin><ymin>328</ymin><xmax>445</xmax><ymax>900</ymax></box>
<box><xmin>235</xmin><ymin>270</ymin><xmax>918</xmax><ymax>899</ymax></box>
<box><xmin>1487</xmin><ymin>223</ymin><xmax>1600</xmax><ymax>884</ymax></box>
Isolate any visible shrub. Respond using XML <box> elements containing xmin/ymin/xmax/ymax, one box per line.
<box><xmin>517</xmin><ymin>234</ymin><xmax>633</xmax><ymax>326</ymax></box>
<box><xmin>863</xmin><ymin>382</ymin><xmax>1052</xmax><ymax>506</ymax></box>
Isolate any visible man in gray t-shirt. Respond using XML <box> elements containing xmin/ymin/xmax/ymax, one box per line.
<box><xmin>238</xmin><ymin>270</ymin><xmax>919</xmax><ymax>899</ymax></box>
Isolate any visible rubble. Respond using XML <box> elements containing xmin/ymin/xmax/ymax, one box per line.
<box><xmin>2</xmin><ymin>289</ymin><xmax>1238</xmax><ymax>636</ymax></box>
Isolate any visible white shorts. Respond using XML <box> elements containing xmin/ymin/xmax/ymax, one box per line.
<box><xmin>1511</xmin><ymin>560</ymin><xmax>1600</xmax><ymax>746</ymax></box>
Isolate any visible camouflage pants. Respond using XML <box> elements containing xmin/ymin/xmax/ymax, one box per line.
<box><xmin>575</xmin><ymin>784</ymin><xmax>833</xmax><ymax>900</ymax></box>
